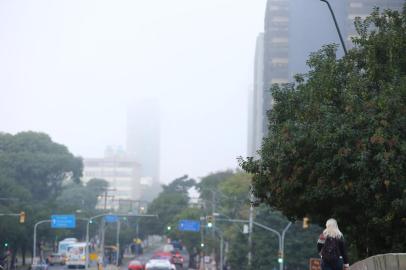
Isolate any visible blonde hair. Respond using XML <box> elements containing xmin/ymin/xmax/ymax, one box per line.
<box><xmin>323</xmin><ymin>218</ymin><xmax>343</xmax><ymax>239</ymax></box>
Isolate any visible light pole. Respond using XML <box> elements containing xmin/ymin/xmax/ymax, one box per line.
<box><xmin>85</xmin><ymin>213</ymin><xmax>158</xmax><ymax>270</ymax></box>
<box><xmin>320</xmin><ymin>0</ymin><xmax>348</xmax><ymax>55</ymax></box>
<box><xmin>216</xmin><ymin>218</ymin><xmax>292</xmax><ymax>270</ymax></box>
<box><xmin>33</xmin><ymin>220</ymin><xmax>51</xmax><ymax>263</ymax></box>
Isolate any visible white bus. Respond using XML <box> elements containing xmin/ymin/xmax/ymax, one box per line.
<box><xmin>58</xmin><ymin>239</ymin><xmax>78</xmax><ymax>256</ymax></box>
<box><xmin>65</xmin><ymin>242</ymin><xmax>88</xmax><ymax>269</ymax></box>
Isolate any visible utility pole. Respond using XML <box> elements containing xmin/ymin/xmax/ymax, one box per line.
<box><xmin>116</xmin><ymin>220</ymin><xmax>121</xmax><ymax>266</ymax></box>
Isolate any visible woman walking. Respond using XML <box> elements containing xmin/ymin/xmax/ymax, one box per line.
<box><xmin>317</xmin><ymin>218</ymin><xmax>349</xmax><ymax>270</ymax></box>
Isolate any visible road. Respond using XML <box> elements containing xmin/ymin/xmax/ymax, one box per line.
<box><xmin>48</xmin><ymin>243</ymin><xmax>191</xmax><ymax>270</ymax></box>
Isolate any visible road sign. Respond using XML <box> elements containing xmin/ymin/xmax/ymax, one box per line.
<box><xmin>104</xmin><ymin>215</ymin><xmax>119</xmax><ymax>223</ymax></box>
<box><xmin>89</xmin><ymin>253</ymin><xmax>98</xmax><ymax>261</ymax></box>
<box><xmin>51</xmin><ymin>215</ymin><xmax>76</xmax><ymax>229</ymax></box>
<box><xmin>309</xmin><ymin>258</ymin><xmax>321</xmax><ymax>270</ymax></box>
<box><xmin>178</xmin><ymin>219</ymin><xmax>200</xmax><ymax>232</ymax></box>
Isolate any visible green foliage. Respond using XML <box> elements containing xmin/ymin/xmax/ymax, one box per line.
<box><xmin>139</xmin><ymin>175</ymin><xmax>195</xmax><ymax>236</ymax></box>
<box><xmin>56</xmin><ymin>178</ymin><xmax>109</xmax><ymax>212</ymax></box>
<box><xmin>240</xmin><ymin>5</ymin><xmax>406</xmax><ymax>260</ymax></box>
<box><xmin>0</xmin><ymin>131</ymin><xmax>84</xmax><ymax>262</ymax></box>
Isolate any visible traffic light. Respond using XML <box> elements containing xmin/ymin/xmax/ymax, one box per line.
<box><xmin>4</xmin><ymin>242</ymin><xmax>8</xmax><ymax>248</ymax></box>
<box><xmin>167</xmin><ymin>226</ymin><xmax>172</xmax><ymax>231</ymax></box>
<box><xmin>200</xmin><ymin>243</ymin><xmax>204</xmax><ymax>247</ymax></box>
<box><xmin>303</xmin><ymin>217</ymin><xmax>310</xmax><ymax>229</ymax></box>
<box><xmin>206</xmin><ymin>215</ymin><xmax>213</xmax><ymax>228</ymax></box>
<box><xmin>277</xmin><ymin>251</ymin><xmax>283</xmax><ymax>264</ymax></box>
<box><xmin>19</xmin><ymin>211</ymin><xmax>26</xmax><ymax>223</ymax></box>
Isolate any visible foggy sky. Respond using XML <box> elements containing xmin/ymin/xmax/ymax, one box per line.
<box><xmin>0</xmin><ymin>0</ymin><xmax>343</xmax><ymax>183</ymax></box>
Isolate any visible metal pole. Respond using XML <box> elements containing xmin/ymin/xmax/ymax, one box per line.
<box><xmin>116</xmin><ymin>220</ymin><xmax>120</xmax><ymax>266</ymax></box>
<box><xmin>33</xmin><ymin>220</ymin><xmax>51</xmax><ymax>263</ymax></box>
<box><xmin>220</xmin><ymin>235</ymin><xmax>223</xmax><ymax>270</ymax></box>
<box><xmin>320</xmin><ymin>0</ymin><xmax>348</xmax><ymax>55</ymax></box>
<box><xmin>136</xmin><ymin>221</ymin><xmax>139</xmax><ymax>238</ymax></box>
<box><xmin>280</xmin><ymin>222</ymin><xmax>292</xmax><ymax>270</ymax></box>
<box><xmin>85</xmin><ymin>220</ymin><xmax>90</xmax><ymax>270</ymax></box>
<box><xmin>101</xmin><ymin>218</ymin><xmax>105</xmax><ymax>265</ymax></box>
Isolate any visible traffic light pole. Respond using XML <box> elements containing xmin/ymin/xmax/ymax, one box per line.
<box><xmin>216</xmin><ymin>218</ymin><xmax>292</xmax><ymax>270</ymax></box>
<box><xmin>33</xmin><ymin>220</ymin><xmax>51</xmax><ymax>262</ymax></box>
<box><xmin>85</xmin><ymin>213</ymin><xmax>158</xmax><ymax>270</ymax></box>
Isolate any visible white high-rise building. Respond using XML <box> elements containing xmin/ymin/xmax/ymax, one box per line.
<box><xmin>82</xmin><ymin>147</ymin><xmax>141</xmax><ymax>209</ymax></box>
<box><xmin>248</xmin><ymin>33</ymin><xmax>265</xmax><ymax>158</ymax></box>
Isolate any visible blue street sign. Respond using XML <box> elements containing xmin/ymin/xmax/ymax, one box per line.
<box><xmin>178</xmin><ymin>219</ymin><xmax>200</xmax><ymax>232</ymax></box>
<box><xmin>104</xmin><ymin>215</ymin><xmax>119</xmax><ymax>223</ymax></box>
<box><xmin>51</xmin><ymin>215</ymin><xmax>76</xmax><ymax>229</ymax></box>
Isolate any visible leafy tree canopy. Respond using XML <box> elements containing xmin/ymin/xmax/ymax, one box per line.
<box><xmin>240</xmin><ymin>5</ymin><xmax>406</xmax><ymax>259</ymax></box>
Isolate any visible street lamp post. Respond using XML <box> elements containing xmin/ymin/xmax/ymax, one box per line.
<box><xmin>320</xmin><ymin>0</ymin><xmax>348</xmax><ymax>55</ymax></box>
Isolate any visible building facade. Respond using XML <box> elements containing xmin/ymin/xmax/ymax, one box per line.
<box><xmin>262</xmin><ymin>0</ymin><xmax>290</xmax><ymax>137</ymax></box>
<box><xmin>82</xmin><ymin>148</ymin><xmax>141</xmax><ymax>210</ymax></box>
<box><xmin>247</xmin><ymin>33</ymin><xmax>265</xmax><ymax>158</ymax></box>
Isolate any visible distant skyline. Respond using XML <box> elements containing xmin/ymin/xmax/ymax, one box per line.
<box><xmin>0</xmin><ymin>0</ymin><xmax>268</xmax><ymax>183</ymax></box>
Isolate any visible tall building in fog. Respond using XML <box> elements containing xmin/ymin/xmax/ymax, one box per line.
<box><xmin>247</xmin><ymin>33</ymin><xmax>265</xmax><ymax>158</ymax></box>
<box><xmin>262</xmin><ymin>0</ymin><xmax>290</xmax><ymax>137</ymax></box>
<box><xmin>248</xmin><ymin>0</ymin><xmax>402</xmax><ymax>155</ymax></box>
<box><xmin>127</xmin><ymin>100</ymin><xmax>161</xmax><ymax>186</ymax></box>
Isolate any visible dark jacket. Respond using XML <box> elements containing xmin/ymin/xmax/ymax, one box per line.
<box><xmin>317</xmin><ymin>233</ymin><xmax>349</xmax><ymax>265</ymax></box>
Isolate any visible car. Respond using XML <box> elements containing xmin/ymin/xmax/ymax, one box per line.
<box><xmin>46</xmin><ymin>253</ymin><xmax>64</xmax><ymax>265</ymax></box>
<box><xmin>171</xmin><ymin>252</ymin><xmax>184</xmax><ymax>269</ymax></box>
<box><xmin>145</xmin><ymin>259</ymin><xmax>175</xmax><ymax>270</ymax></box>
<box><xmin>128</xmin><ymin>259</ymin><xmax>144</xmax><ymax>270</ymax></box>
<box><xmin>152</xmin><ymin>252</ymin><xmax>173</xmax><ymax>262</ymax></box>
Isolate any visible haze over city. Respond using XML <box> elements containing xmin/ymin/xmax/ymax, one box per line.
<box><xmin>1</xmin><ymin>0</ymin><xmax>348</xmax><ymax>183</ymax></box>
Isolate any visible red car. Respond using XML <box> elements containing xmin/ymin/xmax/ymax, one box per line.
<box><xmin>128</xmin><ymin>260</ymin><xmax>144</xmax><ymax>270</ymax></box>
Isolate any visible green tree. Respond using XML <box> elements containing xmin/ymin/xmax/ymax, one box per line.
<box><xmin>240</xmin><ymin>5</ymin><xmax>406</xmax><ymax>260</ymax></box>
<box><xmin>0</xmin><ymin>131</ymin><xmax>83</xmax><ymax>264</ymax></box>
<box><xmin>139</xmin><ymin>175</ymin><xmax>195</xmax><ymax>236</ymax></box>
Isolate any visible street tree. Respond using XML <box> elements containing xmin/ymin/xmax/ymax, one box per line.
<box><xmin>0</xmin><ymin>131</ymin><xmax>83</xmax><ymax>263</ymax></box>
<box><xmin>240</xmin><ymin>6</ymin><xmax>406</xmax><ymax>259</ymax></box>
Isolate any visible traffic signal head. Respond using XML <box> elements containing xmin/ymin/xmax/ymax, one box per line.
<box><xmin>206</xmin><ymin>215</ymin><xmax>213</xmax><ymax>228</ymax></box>
<box><xmin>303</xmin><ymin>217</ymin><xmax>310</xmax><ymax>229</ymax></box>
<box><xmin>167</xmin><ymin>226</ymin><xmax>172</xmax><ymax>231</ymax></box>
<box><xmin>277</xmin><ymin>251</ymin><xmax>283</xmax><ymax>264</ymax></box>
<box><xmin>4</xmin><ymin>242</ymin><xmax>8</xmax><ymax>248</ymax></box>
<box><xmin>19</xmin><ymin>211</ymin><xmax>26</xmax><ymax>223</ymax></box>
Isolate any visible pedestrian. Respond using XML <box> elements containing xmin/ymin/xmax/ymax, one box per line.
<box><xmin>317</xmin><ymin>218</ymin><xmax>349</xmax><ymax>270</ymax></box>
